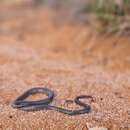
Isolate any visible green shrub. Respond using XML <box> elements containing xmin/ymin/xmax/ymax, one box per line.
<box><xmin>83</xmin><ymin>0</ymin><xmax>130</xmax><ymax>33</ymax></box>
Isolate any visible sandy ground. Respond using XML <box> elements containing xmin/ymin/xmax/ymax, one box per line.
<box><xmin>0</xmin><ymin>5</ymin><xmax>130</xmax><ymax>130</ymax></box>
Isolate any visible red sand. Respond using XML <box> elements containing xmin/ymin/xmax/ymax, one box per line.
<box><xmin>0</xmin><ymin>6</ymin><xmax>130</xmax><ymax>130</ymax></box>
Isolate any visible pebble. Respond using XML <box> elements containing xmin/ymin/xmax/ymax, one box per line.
<box><xmin>128</xmin><ymin>109</ymin><xmax>130</xmax><ymax>115</ymax></box>
<box><xmin>0</xmin><ymin>96</ymin><xmax>4</xmax><ymax>103</ymax></box>
<box><xmin>88</xmin><ymin>127</ymin><xmax>108</xmax><ymax>130</ymax></box>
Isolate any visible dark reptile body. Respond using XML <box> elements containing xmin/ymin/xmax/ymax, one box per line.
<box><xmin>12</xmin><ymin>87</ymin><xmax>93</xmax><ymax>115</ymax></box>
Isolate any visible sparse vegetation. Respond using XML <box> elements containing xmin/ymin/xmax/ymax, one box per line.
<box><xmin>1</xmin><ymin>0</ymin><xmax>130</xmax><ymax>33</ymax></box>
<box><xmin>84</xmin><ymin>0</ymin><xmax>130</xmax><ymax>33</ymax></box>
